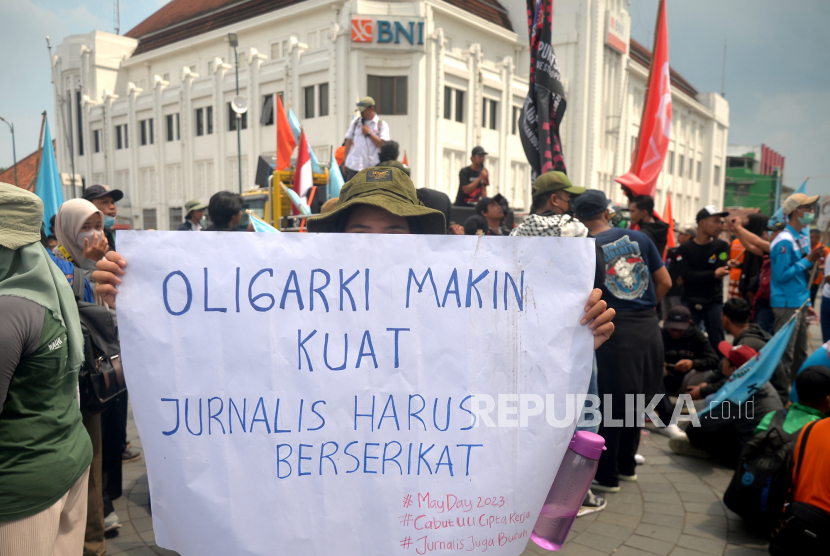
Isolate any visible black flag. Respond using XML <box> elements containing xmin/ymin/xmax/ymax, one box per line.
<box><xmin>519</xmin><ymin>0</ymin><xmax>567</xmax><ymax>182</ymax></box>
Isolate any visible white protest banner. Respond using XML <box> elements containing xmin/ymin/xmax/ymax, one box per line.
<box><xmin>117</xmin><ymin>232</ymin><xmax>595</xmax><ymax>556</ymax></box>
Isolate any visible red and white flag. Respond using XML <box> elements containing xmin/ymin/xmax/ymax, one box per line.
<box><xmin>616</xmin><ymin>0</ymin><xmax>671</xmax><ymax>198</ymax></box>
<box><xmin>294</xmin><ymin>130</ymin><xmax>313</xmax><ymax>198</ymax></box>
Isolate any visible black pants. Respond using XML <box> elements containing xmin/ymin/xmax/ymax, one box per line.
<box><xmin>101</xmin><ymin>391</ymin><xmax>128</xmax><ymax>514</ymax></box>
<box><xmin>595</xmin><ymin>310</ymin><xmax>663</xmax><ymax>486</ymax></box>
<box><xmin>342</xmin><ymin>166</ymin><xmax>359</xmax><ymax>182</ymax></box>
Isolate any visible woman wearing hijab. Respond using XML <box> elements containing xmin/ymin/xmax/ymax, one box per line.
<box><xmin>53</xmin><ymin>199</ymin><xmax>109</xmax><ymax>275</ymax></box>
<box><xmin>52</xmin><ymin>198</ymin><xmax>111</xmax><ymax>554</ymax></box>
<box><xmin>0</xmin><ymin>183</ymin><xmax>93</xmax><ymax>555</ymax></box>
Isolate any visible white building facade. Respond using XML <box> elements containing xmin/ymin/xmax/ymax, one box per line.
<box><xmin>51</xmin><ymin>0</ymin><xmax>727</xmax><ymax>230</ymax></box>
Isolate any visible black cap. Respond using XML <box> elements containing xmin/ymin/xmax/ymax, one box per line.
<box><xmin>572</xmin><ymin>190</ymin><xmax>610</xmax><ymax>218</ymax></box>
<box><xmin>695</xmin><ymin>205</ymin><xmax>728</xmax><ymax>223</ymax></box>
<box><xmin>82</xmin><ymin>184</ymin><xmax>123</xmax><ymax>203</ymax></box>
<box><xmin>795</xmin><ymin>366</ymin><xmax>830</xmax><ymax>403</ymax></box>
<box><xmin>665</xmin><ymin>305</ymin><xmax>691</xmax><ymax>330</ymax></box>
<box><xmin>464</xmin><ymin>214</ymin><xmax>490</xmax><ymax>235</ymax></box>
<box><xmin>471</xmin><ymin>146</ymin><xmax>488</xmax><ymax>157</ymax></box>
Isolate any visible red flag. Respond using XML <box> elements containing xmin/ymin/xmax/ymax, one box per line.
<box><xmin>663</xmin><ymin>192</ymin><xmax>676</xmax><ymax>259</ymax></box>
<box><xmin>616</xmin><ymin>0</ymin><xmax>671</xmax><ymax>198</ymax></box>
<box><xmin>295</xmin><ymin>130</ymin><xmax>312</xmax><ymax>197</ymax></box>
<box><xmin>402</xmin><ymin>151</ymin><xmax>408</xmax><ymax>167</ymax></box>
<box><xmin>276</xmin><ymin>95</ymin><xmax>296</xmax><ymax>171</ymax></box>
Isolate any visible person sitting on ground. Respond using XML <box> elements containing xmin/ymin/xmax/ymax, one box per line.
<box><xmin>463</xmin><ymin>214</ymin><xmax>490</xmax><ymax>236</ymax></box>
<box><xmin>178</xmin><ymin>199</ymin><xmax>207</xmax><ymax>231</ymax></box>
<box><xmin>474</xmin><ymin>197</ymin><xmax>507</xmax><ymax>236</ymax></box>
<box><xmin>376</xmin><ymin>141</ymin><xmax>410</xmax><ymax>176</ymax></box>
<box><xmin>629</xmin><ymin>195</ymin><xmax>669</xmax><ymax>257</ymax></box>
<box><xmin>205</xmin><ymin>191</ymin><xmax>244</xmax><ymax>231</ymax></box>
<box><xmin>510</xmin><ymin>172</ymin><xmax>587</xmax><ymax>237</ymax></box>
<box><xmin>93</xmin><ymin>167</ymin><xmax>616</xmax><ymax>351</ymax></box>
<box><xmin>755</xmin><ymin>365</ymin><xmax>829</xmax><ymax>435</ymax></box>
<box><xmin>662</xmin><ymin>305</ymin><xmax>720</xmax><ymax>396</ymax></box>
<box><xmin>671</xmin><ymin>343</ymin><xmax>783</xmax><ymax>466</ymax></box>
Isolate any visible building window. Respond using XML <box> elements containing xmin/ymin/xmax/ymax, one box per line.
<box><xmin>304</xmin><ymin>86</ymin><xmax>315</xmax><ymax>119</ymax></box>
<box><xmin>366</xmin><ymin>75</ymin><xmax>408</xmax><ymax>115</ymax></box>
<box><xmin>678</xmin><ymin>155</ymin><xmax>685</xmax><ymax>179</ymax></box>
<box><xmin>93</xmin><ymin>130</ymin><xmax>101</xmax><ymax>153</ymax></box>
<box><xmin>166</xmin><ymin>114</ymin><xmax>179</xmax><ymax>142</ymax></box>
<box><xmin>714</xmin><ymin>165</ymin><xmax>721</xmax><ymax>186</ymax></box>
<box><xmin>76</xmin><ymin>91</ymin><xmax>84</xmax><ymax>156</ymax></box>
<box><xmin>176</xmin><ymin>114</ymin><xmax>180</xmax><ymax>140</ymax></box>
<box><xmin>482</xmin><ymin>99</ymin><xmax>498</xmax><ymax>130</ymax></box>
<box><xmin>696</xmin><ymin>161</ymin><xmax>702</xmax><ymax>182</ymax></box>
<box><xmin>143</xmin><ymin>208</ymin><xmax>157</xmax><ymax>230</ymax></box>
<box><xmin>228</xmin><ymin>103</ymin><xmax>247</xmax><ymax>131</ymax></box>
<box><xmin>169</xmin><ymin>207</ymin><xmax>183</xmax><ymax>230</ymax></box>
<box><xmin>261</xmin><ymin>95</ymin><xmax>274</xmax><ymax>126</ymax></box>
<box><xmin>196</xmin><ymin>108</ymin><xmax>205</xmax><ymax>136</ymax></box>
<box><xmin>140</xmin><ymin>119</ymin><xmax>154</xmax><ymax>145</ymax></box>
<box><xmin>442</xmin><ymin>87</ymin><xmax>465</xmax><ymax>122</ymax></box>
<box><xmin>512</xmin><ymin>106</ymin><xmax>521</xmax><ymax>135</ymax></box>
<box><xmin>668</xmin><ymin>151</ymin><xmax>674</xmax><ymax>174</ymax></box>
<box><xmin>205</xmin><ymin>107</ymin><xmax>213</xmax><ymax>135</ymax></box>
<box><xmin>115</xmin><ymin>124</ymin><xmax>128</xmax><ymax>150</ymax></box>
<box><xmin>319</xmin><ymin>83</ymin><xmax>329</xmax><ymax>117</ymax></box>
<box><xmin>688</xmin><ymin>158</ymin><xmax>694</xmax><ymax>179</ymax></box>
<box><xmin>271</xmin><ymin>39</ymin><xmax>289</xmax><ymax>60</ymax></box>
<box><xmin>162</xmin><ymin>72</ymin><xmax>170</xmax><ymax>83</ymax></box>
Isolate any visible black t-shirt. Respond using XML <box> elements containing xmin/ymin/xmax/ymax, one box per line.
<box><xmin>454</xmin><ymin>166</ymin><xmax>489</xmax><ymax>206</ymax></box>
<box><xmin>676</xmin><ymin>238</ymin><xmax>730</xmax><ymax>304</ymax></box>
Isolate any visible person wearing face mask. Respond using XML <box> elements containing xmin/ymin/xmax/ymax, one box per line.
<box><xmin>53</xmin><ymin>199</ymin><xmax>111</xmax><ymax>555</ymax></box>
<box><xmin>771</xmin><ymin>193</ymin><xmax>823</xmax><ymax>388</ymax></box>
<box><xmin>82</xmin><ymin>185</ymin><xmax>122</xmax><ymax>252</ymax></box>
<box><xmin>510</xmin><ymin>171</ymin><xmax>588</xmax><ymax>237</ymax></box>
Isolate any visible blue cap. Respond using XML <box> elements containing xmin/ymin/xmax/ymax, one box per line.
<box><xmin>573</xmin><ymin>190</ymin><xmax>611</xmax><ymax>218</ymax></box>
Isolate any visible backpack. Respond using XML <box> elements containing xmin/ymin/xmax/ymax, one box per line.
<box><xmin>769</xmin><ymin>419</ymin><xmax>830</xmax><ymax>555</ymax></box>
<box><xmin>72</xmin><ymin>267</ymin><xmax>126</xmax><ymax>414</ymax></box>
<box><xmin>723</xmin><ymin>410</ymin><xmax>794</xmax><ymax>535</ymax></box>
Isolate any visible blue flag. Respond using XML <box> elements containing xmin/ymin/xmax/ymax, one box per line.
<box><xmin>35</xmin><ymin>121</ymin><xmax>64</xmax><ymax>235</ymax></box>
<box><xmin>698</xmin><ymin>315</ymin><xmax>797</xmax><ymax>416</ymax></box>
<box><xmin>328</xmin><ymin>153</ymin><xmax>345</xmax><ymax>199</ymax></box>
<box><xmin>281</xmin><ymin>184</ymin><xmax>312</xmax><ymax>216</ymax></box>
<box><xmin>769</xmin><ymin>179</ymin><xmax>808</xmax><ymax>230</ymax></box>
<box><xmin>287</xmin><ymin>108</ymin><xmax>322</xmax><ymax>173</ymax></box>
<box><xmin>247</xmin><ymin>211</ymin><xmax>280</xmax><ymax>233</ymax></box>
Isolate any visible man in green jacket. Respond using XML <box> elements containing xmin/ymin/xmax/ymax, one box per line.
<box><xmin>756</xmin><ymin>365</ymin><xmax>830</xmax><ymax>435</ymax></box>
<box><xmin>0</xmin><ymin>183</ymin><xmax>93</xmax><ymax>554</ymax></box>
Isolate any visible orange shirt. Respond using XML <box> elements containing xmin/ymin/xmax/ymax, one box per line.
<box><xmin>812</xmin><ymin>243</ymin><xmax>830</xmax><ymax>285</ymax></box>
<box><xmin>792</xmin><ymin>418</ymin><xmax>830</xmax><ymax>515</ymax></box>
<box><xmin>728</xmin><ymin>239</ymin><xmax>745</xmax><ymax>298</ymax></box>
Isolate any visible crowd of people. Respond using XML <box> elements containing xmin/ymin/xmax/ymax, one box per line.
<box><xmin>1</xmin><ymin>95</ymin><xmax>828</xmax><ymax>556</ymax></box>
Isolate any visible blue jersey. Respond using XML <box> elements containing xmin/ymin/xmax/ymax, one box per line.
<box><xmin>48</xmin><ymin>251</ymin><xmax>94</xmax><ymax>303</ymax></box>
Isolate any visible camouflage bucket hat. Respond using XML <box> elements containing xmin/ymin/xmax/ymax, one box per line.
<box><xmin>306</xmin><ymin>167</ymin><xmax>446</xmax><ymax>234</ymax></box>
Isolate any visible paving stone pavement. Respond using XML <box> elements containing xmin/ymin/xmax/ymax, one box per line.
<box><xmin>109</xmin><ymin>409</ymin><xmax>770</xmax><ymax>556</ymax></box>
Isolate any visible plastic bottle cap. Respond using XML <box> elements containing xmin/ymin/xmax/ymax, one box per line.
<box><xmin>568</xmin><ymin>431</ymin><xmax>606</xmax><ymax>460</ymax></box>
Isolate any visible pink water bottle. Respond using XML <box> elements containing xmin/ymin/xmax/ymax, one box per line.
<box><xmin>531</xmin><ymin>431</ymin><xmax>606</xmax><ymax>551</ymax></box>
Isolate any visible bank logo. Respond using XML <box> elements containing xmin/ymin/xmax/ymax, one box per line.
<box><xmin>602</xmin><ymin>236</ymin><xmax>650</xmax><ymax>300</ymax></box>
<box><xmin>352</xmin><ymin>19</ymin><xmax>373</xmax><ymax>42</ymax></box>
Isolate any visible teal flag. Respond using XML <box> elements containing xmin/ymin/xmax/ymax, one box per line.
<box><xmin>248</xmin><ymin>211</ymin><xmax>280</xmax><ymax>233</ymax></box>
<box><xmin>34</xmin><ymin>120</ymin><xmax>64</xmax><ymax>235</ymax></box>
<box><xmin>698</xmin><ymin>314</ymin><xmax>797</xmax><ymax>416</ymax></box>
<box><xmin>328</xmin><ymin>153</ymin><xmax>345</xmax><ymax>198</ymax></box>
<box><xmin>281</xmin><ymin>184</ymin><xmax>312</xmax><ymax>216</ymax></box>
<box><xmin>287</xmin><ymin>108</ymin><xmax>322</xmax><ymax>173</ymax></box>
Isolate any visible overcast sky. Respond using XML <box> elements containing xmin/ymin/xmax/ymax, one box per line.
<box><xmin>1</xmin><ymin>0</ymin><xmax>828</xmax><ymax>195</ymax></box>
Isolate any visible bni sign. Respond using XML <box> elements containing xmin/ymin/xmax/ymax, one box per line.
<box><xmin>605</xmin><ymin>11</ymin><xmax>627</xmax><ymax>54</ymax></box>
<box><xmin>351</xmin><ymin>17</ymin><xmax>425</xmax><ymax>50</ymax></box>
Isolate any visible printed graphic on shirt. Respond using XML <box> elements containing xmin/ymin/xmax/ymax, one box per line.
<box><xmin>719</xmin><ymin>252</ymin><xmax>728</xmax><ymax>260</ymax></box>
<box><xmin>708</xmin><ymin>254</ymin><xmax>717</xmax><ymax>264</ymax></box>
<box><xmin>602</xmin><ymin>236</ymin><xmax>650</xmax><ymax>300</ymax></box>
